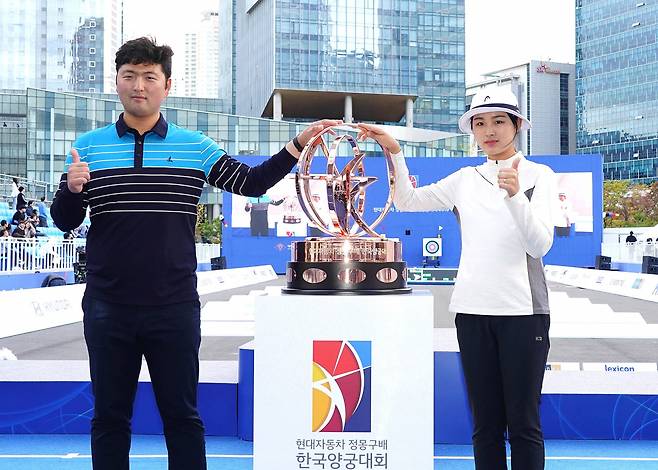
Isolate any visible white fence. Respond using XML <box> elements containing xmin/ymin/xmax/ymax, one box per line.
<box><xmin>0</xmin><ymin>238</ymin><xmax>221</xmax><ymax>274</ymax></box>
<box><xmin>601</xmin><ymin>242</ymin><xmax>658</xmax><ymax>264</ymax></box>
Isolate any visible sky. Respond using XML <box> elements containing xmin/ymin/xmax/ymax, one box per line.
<box><xmin>464</xmin><ymin>0</ymin><xmax>575</xmax><ymax>83</ymax></box>
<box><xmin>122</xmin><ymin>0</ymin><xmax>576</xmax><ymax>86</ymax></box>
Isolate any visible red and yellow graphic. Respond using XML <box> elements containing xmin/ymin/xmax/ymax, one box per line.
<box><xmin>312</xmin><ymin>340</ymin><xmax>371</xmax><ymax>432</ymax></box>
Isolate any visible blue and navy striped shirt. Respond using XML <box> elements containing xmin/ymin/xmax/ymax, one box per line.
<box><xmin>51</xmin><ymin>114</ymin><xmax>297</xmax><ymax>305</ymax></box>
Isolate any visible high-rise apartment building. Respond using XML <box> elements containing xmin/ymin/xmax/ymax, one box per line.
<box><xmin>0</xmin><ymin>0</ymin><xmax>121</xmax><ymax>94</ymax></box>
<box><xmin>576</xmin><ymin>0</ymin><xmax>658</xmax><ymax>182</ymax></box>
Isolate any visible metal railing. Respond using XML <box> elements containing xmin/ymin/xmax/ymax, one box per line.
<box><xmin>601</xmin><ymin>242</ymin><xmax>658</xmax><ymax>264</ymax></box>
<box><xmin>0</xmin><ymin>173</ymin><xmax>52</xmax><ymax>208</ymax></box>
<box><xmin>0</xmin><ymin>238</ymin><xmax>221</xmax><ymax>274</ymax></box>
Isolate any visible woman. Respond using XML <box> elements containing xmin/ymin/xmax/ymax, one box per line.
<box><xmin>356</xmin><ymin>87</ymin><xmax>556</xmax><ymax>470</ymax></box>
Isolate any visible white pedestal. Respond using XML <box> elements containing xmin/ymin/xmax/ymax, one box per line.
<box><xmin>254</xmin><ymin>289</ymin><xmax>434</xmax><ymax>470</ymax></box>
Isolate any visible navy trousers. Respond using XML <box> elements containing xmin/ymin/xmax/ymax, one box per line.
<box><xmin>456</xmin><ymin>313</ymin><xmax>550</xmax><ymax>470</ymax></box>
<box><xmin>83</xmin><ymin>295</ymin><xmax>206</xmax><ymax>470</ymax></box>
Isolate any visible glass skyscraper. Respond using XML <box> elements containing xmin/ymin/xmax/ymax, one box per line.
<box><xmin>236</xmin><ymin>0</ymin><xmax>464</xmax><ymax>132</ymax></box>
<box><xmin>576</xmin><ymin>0</ymin><xmax>658</xmax><ymax>183</ymax></box>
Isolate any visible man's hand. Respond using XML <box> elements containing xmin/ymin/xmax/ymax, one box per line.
<box><xmin>353</xmin><ymin>123</ymin><xmax>402</xmax><ymax>155</ymax></box>
<box><xmin>67</xmin><ymin>148</ymin><xmax>90</xmax><ymax>193</ymax></box>
<box><xmin>497</xmin><ymin>158</ymin><xmax>521</xmax><ymax>198</ymax></box>
<box><xmin>286</xmin><ymin>119</ymin><xmax>343</xmax><ymax>158</ymax></box>
<box><xmin>297</xmin><ymin>119</ymin><xmax>343</xmax><ymax>147</ymax></box>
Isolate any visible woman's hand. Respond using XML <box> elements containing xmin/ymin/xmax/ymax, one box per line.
<box><xmin>353</xmin><ymin>123</ymin><xmax>402</xmax><ymax>154</ymax></box>
<box><xmin>497</xmin><ymin>158</ymin><xmax>521</xmax><ymax>197</ymax></box>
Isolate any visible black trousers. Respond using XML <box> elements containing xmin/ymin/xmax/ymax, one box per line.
<box><xmin>83</xmin><ymin>295</ymin><xmax>207</xmax><ymax>470</ymax></box>
<box><xmin>455</xmin><ymin>313</ymin><xmax>550</xmax><ymax>470</ymax></box>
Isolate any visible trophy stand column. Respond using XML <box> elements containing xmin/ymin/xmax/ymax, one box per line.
<box><xmin>253</xmin><ymin>290</ymin><xmax>434</xmax><ymax>470</ymax></box>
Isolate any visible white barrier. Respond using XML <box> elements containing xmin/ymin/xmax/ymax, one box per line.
<box><xmin>0</xmin><ymin>283</ymin><xmax>86</xmax><ymax>338</ymax></box>
<box><xmin>545</xmin><ymin>264</ymin><xmax>658</xmax><ymax>303</ymax></box>
<box><xmin>601</xmin><ymin>241</ymin><xmax>657</xmax><ymax>264</ymax></box>
<box><xmin>0</xmin><ymin>264</ymin><xmax>277</xmax><ymax>339</ymax></box>
<box><xmin>0</xmin><ymin>238</ymin><xmax>221</xmax><ymax>274</ymax></box>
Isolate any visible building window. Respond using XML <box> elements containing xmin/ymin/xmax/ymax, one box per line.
<box><xmin>90</xmin><ymin>19</ymin><xmax>96</xmax><ymax>27</ymax></box>
<box><xmin>89</xmin><ymin>61</ymin><xmax>96</xmax><ymax>68</ymax></box>
<box><xmin>89</xmin><ymin>74</ymin><xmax>96</xmax><ymax>81</ymax></box>
<box><xmin>89</xmin><ymin>88</ymin><xmax>96</xmax><ymax>93</ymax></box>
<box><xmin>90</xmin><ymin>34</ymin><xmax>96</xmax><ymax>40</ymax></box>
<box><xmin>89</xmin><ymin>48</ymin><xmax>96</xmax><ymax>54</ymax></box>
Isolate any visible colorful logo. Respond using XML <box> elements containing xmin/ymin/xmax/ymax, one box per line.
<box><xmin>312</xmin><ymin>340</ymin><xmax>371</xmax><ymax>432</ymax></box>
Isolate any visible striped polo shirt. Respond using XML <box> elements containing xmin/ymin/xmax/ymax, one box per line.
<box><xmin>51</xmin><ymin>113</ymin><xmax>297</xmax><ymax>305</ymax></box>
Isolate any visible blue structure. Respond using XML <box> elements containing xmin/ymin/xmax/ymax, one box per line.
<box><xmin>223</xmin><ymin>154</ymin><xmax>603</xmax><ymax>272</ymax></box>
<box><xmin>576</xmin><ymin>0</ymin><xmax>658</xmax><ymax>183</ymax></box>
<box><xmin>5</xmin><ymin>346</ymin><xmax>658</xmax><ymax>443</ymax></box>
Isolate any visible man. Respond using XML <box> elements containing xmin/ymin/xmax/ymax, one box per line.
<box><xmin>11</xmin><ymin>220</ymin><xmax>28</xmax><ymax>238</ymax></box>
<box><xmin>15</xmin><ymin>186</ymin><xmax>27</xmax><ymax>210</ymax></box>
<box><xmin>36</xmin><ymin>196</ymin><xmax>49</xmax><ymax>227</ymax></box>
<box><xmin>555</xmin><ymin>192</ymin><xmax>573</xmax><ymax>237</ymax></box>
<box><xmin>11</xmin><ymin>206</ymin><xmax>27</xmax><ymax>226</ymax></box>
<box><xmin>244</xmin><ymin>194</ymin><xmax>285</xmax><ymax>236</ymax></box>
<box><xmin>50</xmin><ymin>37</ymin><xmax>339</xmax><ymax>470</ymax></box>
<box><xmin>626</xmin><ymin>231</ymin><xmax>637</xmax><ymax>243</ymax></box>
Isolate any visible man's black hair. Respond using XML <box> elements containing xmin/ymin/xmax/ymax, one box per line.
<box><xmin>115</xmin><ymin>37</ymin><xmax>174</xmax><ymax>81</ymax></box>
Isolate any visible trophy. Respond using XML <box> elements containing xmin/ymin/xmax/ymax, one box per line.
<box><xmin>283</xmin><ymin>127</ymin><xmax>410</xmax><ymax>294</ymax></box>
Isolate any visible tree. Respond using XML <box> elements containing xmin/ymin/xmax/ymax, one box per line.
<box><xmin>195</xmin><ymin>204</ymin><xmax>222</xmax><ymax>244</ymax></box>
<box><xmin>603</xmin><ymin>180</ymin><xmax>630</xmax><ymax>227</ymax></box>
<box><xmin>603</xmin><ymin>181</ymin><xmax>658</xmax><ymax>228</ymax></box>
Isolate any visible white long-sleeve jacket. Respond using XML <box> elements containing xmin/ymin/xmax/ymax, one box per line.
<box><xmin>393</xmin><ymin>151</ymin><xmax>556</xmax><ymax>316</ymax></box>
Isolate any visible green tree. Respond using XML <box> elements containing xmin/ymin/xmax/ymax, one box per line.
<box><xmin>603</xmin><ymin>180</ymin><xmax>631</xmax><ymax>227</ymax></box>
<box><xmin>195</xmin><ymin>204</ymin><xmax>222</xmax><ymax>244</ymax></box>
<box><xmin>603</xmin><ymin>181</ymin><xmax>658</xmax><ymax>228</ymax></box>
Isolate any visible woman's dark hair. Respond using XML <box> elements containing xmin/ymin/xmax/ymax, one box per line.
<box><xmin>115</xmin><ymin>37</ymin><xmax>174</xmax><ymax>81</ymax></box>
<box><xmin>507</xmin><ymin>113</ymin><xmax>521</xmax><ymax>132</ymax></box>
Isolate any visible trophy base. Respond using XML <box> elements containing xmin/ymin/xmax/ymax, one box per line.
<box><xmin>284</xmin><ymin>261</ymin><xmax>411</xmax><ymax>295</ymax></box>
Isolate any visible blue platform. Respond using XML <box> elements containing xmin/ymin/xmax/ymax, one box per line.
<box><xmin>3</xmin><ymin>346</ymin><xmax>657</xmax><ymax>444</ymax></box>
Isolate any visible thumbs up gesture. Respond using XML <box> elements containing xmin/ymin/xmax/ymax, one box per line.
<box><xmin>497</xmin><ymin>157</ymin><xmax>521</xmax><ymax>198</ymax></box>
<box><xmin>67</xmin><ymin>148</ymin><xmax>91</xmax><ymax>194</ymax></box>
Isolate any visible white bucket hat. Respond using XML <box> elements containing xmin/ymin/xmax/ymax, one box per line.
<box><xmin>459</xmin><ymin>88</ymin><xmax>531</xmax><ymax>134</ymax></box>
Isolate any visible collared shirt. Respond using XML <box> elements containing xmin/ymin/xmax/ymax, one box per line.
<box><xmin>51</xmin><ymin>113</ymin><xmax>297</xmax><ymax>305</ymax></box>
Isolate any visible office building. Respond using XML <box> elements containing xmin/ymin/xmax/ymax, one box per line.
<box><xmin>576</xmin><ymin>0</ymin><xmax>658</xmax><ymax>182</ymax></box>
<box><xmin>235</xmin><ymin>0</ymin><xmax>465</xmax><ymax>132</ymax></box>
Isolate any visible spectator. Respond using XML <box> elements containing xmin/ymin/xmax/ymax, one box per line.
<box><xmin>36</xmin><ymin>197</ymin><xmax>49</xmax><ymax>227</ymax></box>
<box><xmin>28</xmin><ymin>212</ymin><xmax>39</xmax><ymax>227</ymax></box>
<box><xmin>625</xmin><ymin>231</ymin><xmax>637</xmax><ymax>243</ymax></box>
<box><xmin>10</xmin><ymin>178</ymin><xmax>19</xmax><ymax>210</ymax></box>
<box><xmin>77</xmin><ymin>224</ymin><xmax>89</xmax><ymax>238</ymax></box>
<box><xmin>0</xmin><ymin>227</ymin><xmax>9</xmax><ymax>237</ymax></box>
<box><xmin>11</xmin><ymin>206</ymin><xmax>27</xmax><ymax>225</ymax></box>
<box><xmin>12</xmin><ymin>221</ymin><xmax>28</xmax><ymax>238</ymax></box>
<box><xmin>16</xmin><ymin>186</ymin><xmax>27</xmax><ymax>210</ymax></box>
<box><xmin>25</xmin><ymin>200</ymin><xmax>35</xmax><ymax>217</ymax></box>
<box><xmin>0</xmin><ymin>220</ymin><xmax>8</xmax><ymax>232</ymax></box>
